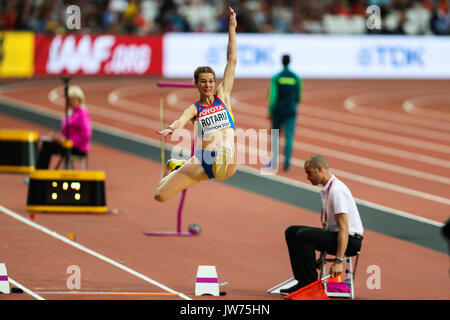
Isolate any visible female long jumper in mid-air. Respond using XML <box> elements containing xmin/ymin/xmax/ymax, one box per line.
<box><xmin>154</xmin><ymin>7</ymin><xmax>238</xmax><ymax>203</ymax></box>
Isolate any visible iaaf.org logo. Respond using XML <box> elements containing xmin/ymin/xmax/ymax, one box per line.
<box><xmin>199</xmin><ymin>105</ymin><xmax>225</xmax><ymax>117</ymax></box>
<box><xmin>47</xmin><ymin>35</ymin><xmax>152</xmax><ymax>75</ymax></box>
<box><xmin>169</xmin><ymin>128</ymin><xmax>280</xmax><ymax>175</ymax></box>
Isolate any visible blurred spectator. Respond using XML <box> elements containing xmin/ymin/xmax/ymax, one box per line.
<box><xmin>105</xmin><ymin>0</ymin><xmax>127</xmax><ymax>32</ymax></box>
<box><xmin>216</xmin><ymin>4</ymin><xmax>231</xmax><ymax>32</ymax></box>
<box><xmin>403</xmin><ymin>0</ymin><xmax>432</xmax><ymax>34</ymax></box>
<box><xmin>156</xmin><ymin>0</ymin><xmax>190</xmax><ymax>32</ymax></box>
<box><xmin>350</xmin><ymin>0</ymin><xmax>368</xmax><ymax>16</ymax></box>
<box><xmin>83</xmin><ymin>1</ymin><xmax>105</xmax><ymax>33</ymax></box>
<box><xmin>140</xmin><ymin>0</ymin><xmax>160</xmax><ymax>33</ymax></box>
<box><xmin>121</xmin><ymin>0</ymin><xmax>142</xmax><ymax>33</ymax></box>
<box><xmin>328</xmin><ymin>0</ymin><xmax>352</xmax><ymax>16</ymax></box>
<box><xmin>272</xmin><ymin>0</ymin><xmax>294</xmax><ymax>32</ymax></box>
<box><xmin>430</xmin><ymin>0</ymin><xmax>450</xmax><ymax>34</ymax></box>
<box><xmin>299</xmin><ymin>1</ymin><xmax>327</xmax><ymax>33</ymax></box>
<box><xmin>0</xmin><ymin>0</ymin><xmax>19</xmax><ymax>30</ymax></box>
<box><xmin>251</xmin><ymin>0</ymin><xmax>274</xmax><ymax>32</ymax></box>
<box><xmin>0</xmin><ymin>0</ymin><xmax>447</xmax><ymax>35</ymax></box>
<box><xmin>179</xmin><ymin>0</ymin><xmax>219</xmax><ymax>32</ymax></box>
<box><xmin>232</xmin><ymin>0</ymin><xmax>260</xmax><ymax>33</ymax></box>
<box><xmin>382</xmin><ymin>0</ymin><xmax>407</xmax><ymax>33</ymax></box>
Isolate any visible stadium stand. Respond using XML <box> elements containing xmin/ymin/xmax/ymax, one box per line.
<box><xmin>0</xmin><ymin>0</ymin><xmax>448</xmax><ymax>35</ymax></box>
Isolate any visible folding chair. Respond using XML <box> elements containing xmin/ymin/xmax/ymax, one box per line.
<box><xmin>55</xmin><ymin>152</ymin><xmax>88</xmax><ymax>170</ymax></box>
<box><xmin>319</xmin><ymin>251</ymin><xmax>361</xmax><ymax>299</ymax></box>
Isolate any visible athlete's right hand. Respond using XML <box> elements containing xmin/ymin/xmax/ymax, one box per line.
<box><xmin>157</xmin><ymin>128</ymin><xmax>173</xmax><ymax>137</ymax></box>
<box><xmin>229</xmin><ymin>7</ymin><xmax>237</xmax><ymax>29</ymax></box>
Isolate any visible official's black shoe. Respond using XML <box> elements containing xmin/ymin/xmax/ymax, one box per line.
<box><xmin>279</xmin><ymin>283</ymin><xmax>303</xmax><ymax>295</ymax></box>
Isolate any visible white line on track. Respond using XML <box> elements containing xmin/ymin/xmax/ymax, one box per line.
<box><xmin>99</xmin><ymin>96</ymin><xmax>450</xmax><ymax>207</ymax></box>
<box><xmin>8</xmin><ymin>92</ymin><xmax>446</xmax><ymax>224</ymax></box>
<box><xmin>45</xmin><ymin>96</ymin><xmax>450</xmax><ymax>204</ymax></box>
<box><xmin>299</xmin><ymin>128</ymin><xmax>450</xmax><ymax>169</ymax></box>
<box><xmin>303</xmin><ymin>104</ymin><xmax>450</xmax><ymax>142</ymax></box>
<box><xmin>44</xmin><ymin>85</ymin><xmax>450</xmax><ymax>157</ymax></box>
<box><xmin>344</xmin><ymin>93</ymin><xmax>450</xmax><ymax>130</ymax></box>
<box><xmin>2</xmin><ymin>88</ymin><xmax>449</xmax><ymax>207</ymax></box>
<box><xmin>114</xmin><ymin>88</ymin><xmax>450</xmax><ymax>185</ymax></box>
<box><xmin>237</xmin><ymin>165</ymin><xmax>445</xmax><ymax>227</ymax></box>
<box><xmin>0</xmin><ymin>205</ymin><xmax>192</xmax><ymax>301</ymax></box>
<box><xmin>170</xmin><ymin>90</ymin><xmax>450</xmax><ymax>167</ymax></box>
<box><xmin>93</xmin><ymin>108</ymin><xmax>450</xmax><ymax>219</ymax></box>
<box><xmin>172</xmin><ymin>89</ymin><xmax>450</xmax><ymax>152</ymax></box>
<box><xmin>330</xmin><ymin>167</ymin><xmax>450</xmax><ymax>206</ymax></box>
<box><xmin>8</xmin><ymin>277</ymin><xmax>45</xmax><ymax>300</ymax></box>
<box><xmin>48</xmin><ymin>87</ymin><xmax>162</xmax><ymax>129</ymax></box>
<box><xmin>2</xmin><ymin>95</ymin><xmax>447</xmax><ymax>219</ymax></box>
<box><xmin>47</xmin><ymin>86</ymin><xmax>450</xmax><ymax>201</ymax></box>
<box><xmin>107</xmin><ymin>84</ymin><xmax>185</xmax><ymax>117</ymax></box>
<box><xmin>403</xmin><ymin>94</ymin><xmax>450</xmax><ymax>121</ymax></box>
<box><xmin>167</xmin><ymin>90</ymin><xmax>450</xmax><ymax>185</ymax></box>
<box><xmin>283</xmin><ymin>156</ymin><xmax>450</xmax><ymax>206</ymax></box>
<box><xmin>299</xmin><ymin>114</ymin><xmax>450</xmax><ymax>154</ymax></box>
<box><xmin>35</xmin><ymin>291</ymin><xmax>179</xmax><ymax>296</ymax></box>
<box><xmin>231</xmin><ymin>88</ymin><xmax>450</xmax><ymax>141</ymax></box>
<box><xmin>230</xmin><ymin>100</ymin><xmax>450</xmax><ymax>153</ymax></box>
<box><xmin>296</xmin><ymin>141</ymin><xmax>450</xmax><ymax>186</ymax></box>
<box><xmin>165</xmin><ymin>89</ymin><xmax>450</xmax><ymax>204</ymax></box>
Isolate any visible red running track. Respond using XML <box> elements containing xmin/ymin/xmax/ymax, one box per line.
<box><xmin>0</xmin><ymin>77</ymin><xmax>448</xmax><ymax>300</ymax></box>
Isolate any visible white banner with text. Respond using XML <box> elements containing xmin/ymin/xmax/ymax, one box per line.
<box><xmin>163</xmin><ymin>33</ymin><xmax>450</xmax><ymax>79</ymax></box>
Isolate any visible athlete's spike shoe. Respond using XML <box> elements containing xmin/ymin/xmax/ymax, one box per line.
<box><xmin>215</xmin><ymin>144</ymin><xmax>233</xmax><ymax>178</ymax></box>
<box><xmin>165</xmin><ymin>159</ymin><xmax>185</xmax><ymax>172</ymax></box>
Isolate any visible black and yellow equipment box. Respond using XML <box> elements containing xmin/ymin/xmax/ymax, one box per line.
<box><xmin>0</xmin><ymin>129</ymin><xmax>38</xmax><ymax>173</ymax></box>
<box><xmin>26</xmin><ymin>170</ymin><xmax>107</xmax><ymax>213</ymax></box>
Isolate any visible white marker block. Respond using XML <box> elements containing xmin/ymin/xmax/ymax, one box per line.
<box><xmin>195</xmin><ymin>265</ymin><xmax>219</xmax><ymax>296</ymax></box>
<box><xmin>0</xmin><ymin>263</ymin><xmax>10</xmax><ymax>294</ymax></box>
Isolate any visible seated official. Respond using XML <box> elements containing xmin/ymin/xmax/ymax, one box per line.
<box><xmin>36</xmin><ymin>86</ymin><xmax>92</xmax><ymax>169</ymax></box>
<box><xmin>281</xmin><ymin>154</ymin><xmax>364</xmax><ymax>295</ymax></box>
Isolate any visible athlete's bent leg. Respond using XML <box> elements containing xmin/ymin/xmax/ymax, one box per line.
<box><xmin>213</xmin><ymin>147</ymin><xmax>237</xmax><ymax>181</ymax></box>
<box><xmin>154</xmin><ymin>156</ymin><xmax>208</xmax><ymax>202</ymax></box>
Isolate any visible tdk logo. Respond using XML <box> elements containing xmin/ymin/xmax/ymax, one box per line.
<box><xmin>207</xmin><ymin>44</ymin><xmax>273</xmax><ymax>66</ymax></box>
<box><xmin>358</xmin><ymin>46</ymin><xmax>424</xmax><ymax>68</ymax></box>
<box><xmin>239</xmin><ymin>44</ymin><xmax>274</xmax><ymax>65</ymax></box>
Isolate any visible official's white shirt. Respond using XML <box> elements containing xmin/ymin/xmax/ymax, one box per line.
<box><xmin>321</xmin><ymin>175</ymin><xmax>364</xmax><ymax>236</ymax></box>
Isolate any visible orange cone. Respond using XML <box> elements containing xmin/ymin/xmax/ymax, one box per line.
<box><xmin>284</xmin><ymin>280</ymin><xmax>331</xmax><ymax>300</ymax></box>
<box><xmin>67</xmin><ymin>232</ymin><xmax>76</xmax><ymax>241</ymax></box>
<box><xmin>327</xmin><ymin>274</ymin><xmax>343</xmax><ymax>283</ymax></box>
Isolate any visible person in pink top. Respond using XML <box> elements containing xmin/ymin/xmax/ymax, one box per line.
<box><xmin>36</xmin><ymin>86</ymin><xmax>92</xmax><ymax>169</ymax></box>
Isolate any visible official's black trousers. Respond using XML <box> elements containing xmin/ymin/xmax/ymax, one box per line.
<box><xmin>36</xmin><ymin>140</ymin><xmax>86</xmax><ymax>169</ymax></box>
<box><xmin>285</xmin><ymin>225</ymin><xmax>362</xmax><ymax>287</ymax></box>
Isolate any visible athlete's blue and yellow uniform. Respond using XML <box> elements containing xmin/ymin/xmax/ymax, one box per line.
<box><xmin>194</xmin><ymin>95</ymin><xmax>235</xmax><ymax>179</ymax></box>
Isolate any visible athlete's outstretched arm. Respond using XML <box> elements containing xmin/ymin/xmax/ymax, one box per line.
<box><xmin>158</xmin><ymin>104</ymin><xmax>197</xmax><ymax>137</ymax></box>
<box><xmin>217</xmin><ymin>7</ymin><xmax>237</xmax><ymax>102</ymax></box>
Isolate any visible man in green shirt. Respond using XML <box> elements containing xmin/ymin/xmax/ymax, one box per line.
<box><xmin>268</xmin><ymin>54</ymin><xmax>302</xmax><ymax>172</ymax></box>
